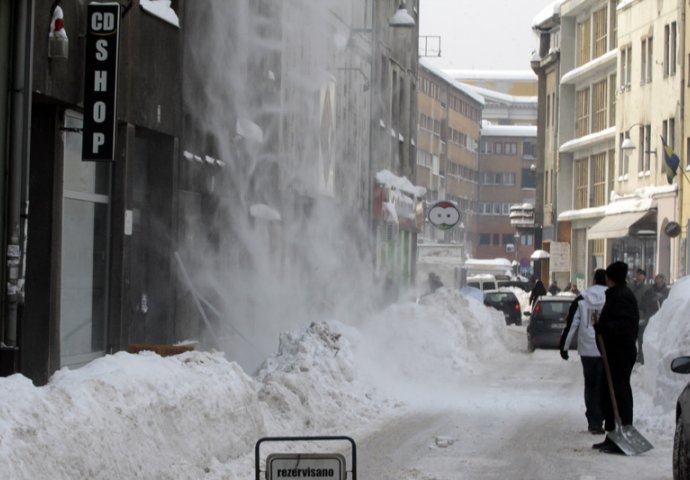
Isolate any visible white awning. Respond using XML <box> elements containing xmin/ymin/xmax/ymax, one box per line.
<box><xmin>587</xmin><ymin>211</ymin><xmax>654</xmax><ymax>240</ymax></box>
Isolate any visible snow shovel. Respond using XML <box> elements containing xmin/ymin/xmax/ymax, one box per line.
<box><xmin>596</xmin><ymin>334</ymin><xmax>653</xmax><ymax>455</ymax></box>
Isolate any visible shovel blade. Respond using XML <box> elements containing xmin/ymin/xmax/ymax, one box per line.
<box><xmin>608</xmin><ymin>424</ymin><xmax>654</xmax><ymax>456</ymax></box>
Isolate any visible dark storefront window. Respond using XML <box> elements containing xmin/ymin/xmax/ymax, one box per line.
<box><xmin>611</xmin><ymin>236</ymin><xmax>656</xmax><ymax>280</ymax></box>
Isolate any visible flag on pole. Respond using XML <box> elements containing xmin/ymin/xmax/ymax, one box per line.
<box><xmin>661</xmin><ymin>136</ymin><xmax>680</xmax><ymax>184</ymax></box>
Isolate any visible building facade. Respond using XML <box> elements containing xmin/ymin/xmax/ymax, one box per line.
<box><xmin>532</xmin><ymin>0</ymin><xmax>688</xmax><ymax>289</ymax></box>
<box><xmin>416</xmin><ymin>60</ymin><xmax>483</xmax><ymax>258</ymax></box>
<box><xmin>0</xmin><ymin>0</ymin><xmax>420</xmax><ymax>383</ymax></box>
<box><xmin>476</xmin><ymin>125</ymin><xmax>537</xmax><ymax>272</ymax></box>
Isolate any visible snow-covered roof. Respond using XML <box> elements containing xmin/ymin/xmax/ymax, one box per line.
<box><xmin>443</xmin><ymin>70</ymin><xmax>537</xmax><ymax>82</ymax></box>
<box><xmin>375</xmin><ymin>169</ymin><xmax>427</xmax><ymax>197</ymax></box>
<box><xmin>140</xmin><ymin>0</ymin><xmax>179</xmax><ymax>28</ymax></box>
<box><xmin>480</xmin><ymin>123</ymin><xmax>537</xmax><ymax>137</ymax></box>
<box><xmin>559</xmin><ymin>127</ymin><xmax>615</xmax><ymax>153</ymax></box>
<box><xmin>531</xmin><ymin>0</ymin><xmax>563</xmax><ymax>29</ymax></box>
<box><xmin>558</xmin><ymin>184</ymin><xmax>678</xmax><ymax>221</ymax></box>
<box><xmin>419</xmin><ymin>58</ymin><xmax>485</xmax><ymax>106</ymax></box>
<box><xmin>457</xmin><ymin>82</ymin><xmax>537</xmax><ymax>106</ymax></box>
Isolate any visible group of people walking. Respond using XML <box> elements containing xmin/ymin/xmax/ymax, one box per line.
<box><xmin>555</xmin><ymin>262</ymin><xmax>669</xmax><ymax>454</ymax></box>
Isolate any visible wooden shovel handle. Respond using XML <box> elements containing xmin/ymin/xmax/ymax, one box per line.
<box><xmin>597</xmin><ymin>334</ymin><xmax>622</xmax><ymax>424</ymax></box>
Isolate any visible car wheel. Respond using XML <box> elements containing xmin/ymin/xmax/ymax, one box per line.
<box><xmin>527</xmin><ymin>335</ymin><xmax>535</xmax><ymax>353</ymax></box>
<box><xmin>674</xmin><ymin>420</ymin><xmax>690</xmax><ymax>480</ymax></box>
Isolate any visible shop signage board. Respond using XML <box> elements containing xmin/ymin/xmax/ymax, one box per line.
<box><xmin>82</xmin><ymin>2</ymin><xmax>121</xmax><ymax>161</ymax></box>
<box><xmin>549</xmin><ymin>242</ymin><xmax>571</xmax><ymax>273</ymax></box>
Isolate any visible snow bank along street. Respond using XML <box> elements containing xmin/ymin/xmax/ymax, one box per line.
<box><xmin>1</xmin><ymin>277</ymin><xmax>690</xmax><ymax>478</ymax></box>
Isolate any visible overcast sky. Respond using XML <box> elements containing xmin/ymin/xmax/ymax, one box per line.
<box><xmin>419</xmin><ymin>0</ymin><xmax>556</xmax><ymax>71</ymax></box>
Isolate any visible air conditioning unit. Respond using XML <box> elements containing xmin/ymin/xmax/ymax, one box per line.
<box><xmin>505</xmin><ymin>243</ymin><xmax>515</xmax><ymax>253</ymax></box>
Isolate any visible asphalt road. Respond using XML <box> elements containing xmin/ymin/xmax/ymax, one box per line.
<box><xmin>355</xmin><ymin>335</ymin><xmax>672</xmax><ymax>480</ymax></box>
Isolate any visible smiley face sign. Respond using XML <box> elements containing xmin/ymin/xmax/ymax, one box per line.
<box><xmin>428</xmin><ymin>201</ymin><xmax>460</xmax><ymax>230</ymax></box>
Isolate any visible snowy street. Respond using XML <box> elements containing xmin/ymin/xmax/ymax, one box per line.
<box><xmin>357</xmin><ymin>346</ymin><xmax>672</xmax><ymax>479</ymax></box>
<box><xmin>1</xmin><ymin>282</ymin><xmax>688</xmax><ymax>479</ymax></box>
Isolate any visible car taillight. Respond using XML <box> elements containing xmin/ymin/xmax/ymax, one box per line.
<box><xmin>515</xmin><ymin>304</ymin><xmax>520</xmax><ymax>310</ymax></box>
<box><xmin>534</xmin><ymin>304</ymin><xmax>541</xmax><ymax>313</ymax></box>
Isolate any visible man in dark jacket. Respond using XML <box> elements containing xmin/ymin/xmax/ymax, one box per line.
<box><xmin>592</xmin><ymin>261</ymin><xmax>639</xmax><ymax>454</ymax></box>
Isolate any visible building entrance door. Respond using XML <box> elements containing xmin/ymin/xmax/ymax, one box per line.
<box><xmin>59</xmin><ymin>110</ymin><xmax>111</xmax><ymax>367</ymax></box>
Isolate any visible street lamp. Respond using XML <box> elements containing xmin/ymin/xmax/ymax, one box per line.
<box><xmin>388</xmin><ymin>2</ymin><xmax>416</xmax><ymax>28</ymax></box>
<box><xmin>620</xmin><ymin>123</ymin><xmax>657</xmax><ymax>157</ymax></box>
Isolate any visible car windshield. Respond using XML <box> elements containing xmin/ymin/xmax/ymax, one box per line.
<box><xmin>485</xmin><ymin>293</ymin><xmax>515</xmax><ymax>303</ymax></box>
<box><xmin>538</xmin><ymin>301</ymin><xmax>570</xmax><ymax>315</ymax></box>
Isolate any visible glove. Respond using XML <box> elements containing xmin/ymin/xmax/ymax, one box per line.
<box><xmin>560</xmin><ymin>349</ymin><xmax>569</xmax><ymax>360</ymax></box>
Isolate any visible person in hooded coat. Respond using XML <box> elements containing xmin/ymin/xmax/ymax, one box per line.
<box><xmin>529</xmin><ymin>279</ymin><xmax>546</xmax><ymax>309</ymax></box>
<box><xmin>561</xmin><ymin>269</ymin><xmax>607</xmax><ymax>435</ymax></box>
<box><xmin>592</xmin><ymin>261</ymin><xmax>639</xmax><ymax>454</ymax></box>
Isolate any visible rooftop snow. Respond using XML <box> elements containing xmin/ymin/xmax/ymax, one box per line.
<box><xmin>480</xmin><ymin>124</ymin><xmax>537</xmax><ymax>137</ymax></box>
<box><xmin>531</xmin><ymin>0</ymin><xmax>563</xmax><ymax>29</ymax></box>
<box><xmin>419</xmin><ymin>58</ymin><xmax>485</xmax><ymax>105</ymax></box>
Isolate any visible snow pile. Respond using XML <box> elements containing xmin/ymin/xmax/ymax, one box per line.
<box><xmin>0</xmin><ymin>281</ymin><xmax>688</xmax><ymax>477</ymax></box>
<box><xmin>0</xmin><ymin>351</ymin><xmax>262</xmax><ymax>479</ymax></box>
<box><xmin>634</xmin><ymin>274</ymin><xmax>690</xmax><ymax>434</ymax></box>
<box><xmin>255</xmin><ymin>322</ymin><xmax>385</xmax><ymax>434</ymax></box>
<box><xmin>346</xmin><ymin>288</ymin><xmax>518</xmax><ymax>405</ymax></box>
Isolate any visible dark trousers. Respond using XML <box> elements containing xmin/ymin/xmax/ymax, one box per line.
<box><xmin>600</xmin><ymin>346</ymin><xmax>637</xmax><ymax>431</ymax></box>
<box><xmin>581</xmin><ymin>356</ymin><xmax>604</xmax><ymax>428</ymax></box>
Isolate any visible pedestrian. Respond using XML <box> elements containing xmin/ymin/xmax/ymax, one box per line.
<box><xmin>592</xmin><ymin>261</ymin><xmax>639</xmax><ymax>454</ymax></box>
<box><xmin>649</xmin><ymin>273</ymin><xmax>670</xmax><ymax>313</ymax></box>
<box><xmin>426</xmin><ymin>272</ymin><xmax>443</xmax><ymax>295</ymax></box>
<box><xmin>529</xmin><ymin>279</ymin><xmax>546</xmax><ymax>309</ymax></box>
<box><xmin>630</xmin><ymin>268</ymin><xmax>653</xmax><ymax>364</ymax></box>
<box><xmin>548</xmin><ymin>280</ymin><xmax>561</xmax><ymax>295</ymax></box>
<box><xmin>560</xmin><ymin>269</ymin><xmax>607</xmax><ymax>435</ymax></box>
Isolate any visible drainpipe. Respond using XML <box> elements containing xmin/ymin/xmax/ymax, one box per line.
<box><xmin>6</xmin><ymin>0</ymin><xmax>33</xmax><ymax>347</ymax></box>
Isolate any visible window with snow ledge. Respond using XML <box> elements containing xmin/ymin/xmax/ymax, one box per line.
<box><xmin>140</xmin><ymin>0</ymin><xmax>180</xmax><ymax>28</ymax></box>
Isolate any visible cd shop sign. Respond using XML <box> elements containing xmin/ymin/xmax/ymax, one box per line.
<box><xmin>82</xmin><ymin>2</ymin><xmax>121</xmax><ymax>161</ymax></box>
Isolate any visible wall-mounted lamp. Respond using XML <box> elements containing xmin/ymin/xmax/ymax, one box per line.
<box><xmin>388</xmin><ymin>2</ymin><xmax>416</xmax><ymax>28</ymax></box>
<box><xmin>620</xmin><ymin>123</ymin><xmax>656</xmax><ymax>157</ymax></box>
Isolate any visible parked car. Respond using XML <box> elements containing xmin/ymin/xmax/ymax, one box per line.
<box><xmin>671</xmin><ymin>356</ymin><xmax>690</xmax><ymax>479</ymax></box>
<box><xmin>496</xmin><ymin>279</ymin><xmax>531</xmax><ymax>292</ymax></box>
<box><xmin>483</xmin><ymin>290</ymin><xmax>522</xmax><ymax>325</ymax></box>
<box><xmin>524</xmin><ymin>296</ymin><xmax>577</xmax><ymax>352</ymax></box>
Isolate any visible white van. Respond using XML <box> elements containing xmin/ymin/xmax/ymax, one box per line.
<box><xmin>466</xmin><ymin>274</ymin><xmax>498</xmax><ymax>291</ymax></box>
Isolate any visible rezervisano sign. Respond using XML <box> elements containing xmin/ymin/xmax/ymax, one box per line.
<box><xmin>82</xmin><ymin>2</ymin><xmax>120</xmax><ymax>161</ymax></box>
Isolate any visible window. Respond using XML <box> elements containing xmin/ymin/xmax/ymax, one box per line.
<box><xmin>523</xmin><ymin>141</ymin><xmax>536</xmax><ymax>158</ymax></box>
<box><xmin>502</xmin><ymin>234</ymin><xmax>514</xmax><ymax>245</ymax></box>
<box><xmin>641</xmin><ymin>37</ymin><xmax>653</xmax><ymax>84</ymax></box>
<box><xmin>592</xmin><ymin>80</ymin><xmax>607</xmax><ymax>132</ymax></box>
<box><xmin>620</xmin><ymin>45</ymin><xmax>632</xmax><ymax>89</ymax></box>
<box><xmin>576</xmin><ymin>88</ymin><xmax>590</xmax><ymax>137</ymax></box>
<box><xmin>522</xmin><ymin>168</ymin><xmax>536</xmax><ymax>189</ymax></box>
<box><xmin>664</xmin><ymin>22</ymin><xmax>677</xmax><ymax>77</ymax></box>
<box><xmin>591</xmin><ymin>152</ymin><xmax>606</xmax><ymax>207</ymax></box>
<box><xmin>495</xmin><ymin>143</ymin><xmax>503</xmax><ymax>154</ymax></box>
<box><xmin>479</xmin><ymin>233</ymin><xmax>491</xmax><ymax>245</ymax></box>
<box><xmin>638</xmin><ymin>125</ymin><xmax>651</xmax><ymax>173</ymax></box>
<box><xmin>493</xmin><ymin>233</ymin><xmax>500</xmax><ymax>245</ymax></box>
<box><xmin>608</xmin><ymin>74</ymin><xmax>616</xmax><ymax>127</ymax></box>
<box><xmin>618</xmin><ymin>133</ymin><xmax>629</xmax><ymax>177</ymax></box>
<box><xmin>575</xmin><ymin>158</ymin><xmax>589</xmax><ymax>209</ymax></box>
<box><xmin>593</xmin><ymin>7</ymin><xmax>608</xmax><ymax>58</ymax></box>
<box><xmin>608</xmin><ymin>149</ymin><xmax>615</xmax><ymax>198</ymax></box>
<box><xmin>546</xmin><ymin>95</ymin><xmax>551</xmax><ymax>127</ymax></box>
<box><xmin>577</xmin><ymin>17</ymin><xmax>592</xmax><ymax>66</ymax></box>
<box><xmin>663</xmin><ymin>117</ymin><xmax>675</xmax><ymax>149</ymax></box>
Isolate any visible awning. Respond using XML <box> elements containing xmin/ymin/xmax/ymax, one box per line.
<box><xmin>587</xmin><ymin>211</ymin><xmax>655</xmax><ymax>240</ymax></box>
